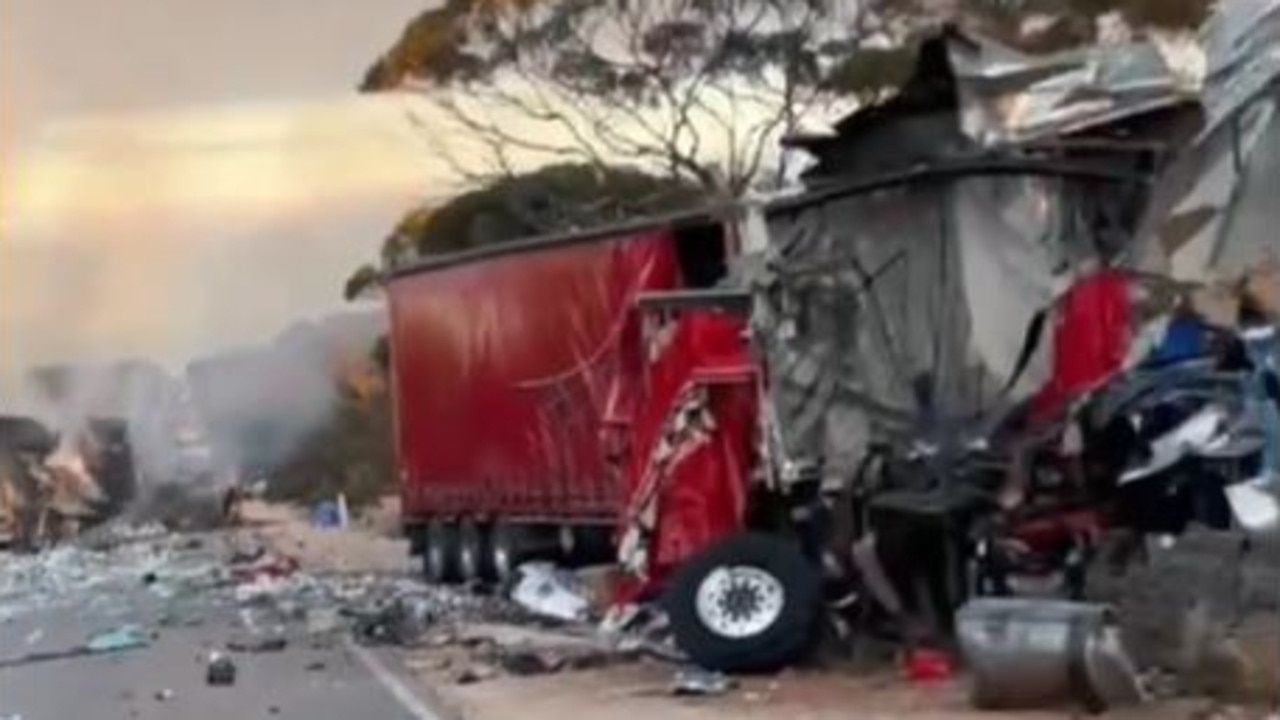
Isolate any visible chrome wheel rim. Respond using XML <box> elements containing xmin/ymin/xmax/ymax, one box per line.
<box><xmin>694</xmin><ymin>566</ymin><xmax>786</xmax><ymax>639</ymax></box>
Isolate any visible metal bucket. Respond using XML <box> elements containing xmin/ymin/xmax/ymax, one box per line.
<box><xmin>957</xmin><ymin>598</ymin><xmax>1146</xmax><ymax>712</ymax></box>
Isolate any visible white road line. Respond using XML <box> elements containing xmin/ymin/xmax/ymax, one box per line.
<box><xmin>346</xmin><ymin>638</ymin><xmax>447</xmax><ymax>720</ymax></box>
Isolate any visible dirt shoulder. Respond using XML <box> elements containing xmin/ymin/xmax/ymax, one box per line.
<box><xmin>244</xmin><ymin>499</ymin><xmax>1241</xmax><ymax>720</ymax></box>
<box><xmin>243</xmin><ymin>498</ymin><xmax>414</xmax><ymax>575</ymax></box>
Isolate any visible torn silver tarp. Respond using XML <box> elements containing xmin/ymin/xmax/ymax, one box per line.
<box><xmin>949</xmin><ymin>0</ymin><xmax>1280</xmax><ymax>282</ymax></box>
<box><xmin>948</xmin><ymin>32</ymin><xmax>1200</xmax><ymax>147</ymax></box>
<box><xmin>949</xmin><ymin>0</ymin><xmax>1280</xmax><ymax>149</ymax></box>
<box><xmin>750</xmin><ymin>1</ymin><xmax>1280</xmax><ymax>482</ymax></box>
<box><xmin>1138</xmin><ymin>83</ymin><xmax>1280</xmax><ymax>281</ymax></box>
<box><xmin>750</xmin><ymin>170</ymin><xmax>1129</xmax><ymax>484</ymax></box>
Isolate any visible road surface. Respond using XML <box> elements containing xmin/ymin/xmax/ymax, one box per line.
<box><xmin>0</xmin><ymin>535</ymin><xmax>447</xmax><ymax>720</ymax></box>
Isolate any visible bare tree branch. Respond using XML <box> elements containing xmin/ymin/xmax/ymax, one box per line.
<box><xmin>381</xmin><ymin>0</ymin><xmax>906</xmax><ymax>198</ymax></box>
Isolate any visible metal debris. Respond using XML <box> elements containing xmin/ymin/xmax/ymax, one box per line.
<box><xmin>352</xmin><ymin>593</ymin><xmax>436</xmax><ymax>647</ymax></box>
<box><xmin>957</xmin><ymin>598</ymin><xmax>1146</xmax><ymax>712</ymax></box>
<box><xmin>671</xmin><ymin>666</ymin><xmax>735</xmax><ymax>697</ymax></box>
<box><xmin>205</xmin><ymin>652</ymin><xmax>237</xmax><ymax>686</ymax></box>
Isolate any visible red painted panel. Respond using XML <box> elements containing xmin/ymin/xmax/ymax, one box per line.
<box><xmin>620</xmin><ymin>312</ymin><xmax>758</xmax><ymax>595</ymax></box>
<box><xmin>387</xmin><ymin>232</ymin><xmax>680</xmax><ymax>520</ymax></box>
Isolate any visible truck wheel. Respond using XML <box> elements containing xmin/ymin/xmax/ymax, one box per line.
<box><xmin>458</xmin><ymin>518</ymin><xmax>494</xmax><ymax>583</ymax></box>
<box><xmin>490</xmin><ymin>521</ymin><xmax>526</xmax><ymax>585</ymax></box>
<box><xmin>424</xmin><ymin>518</ymin><xmax>460</xmax><ymax>585</ymax></box>
<box><xmin>665</xmin><ymin>532</ymin><xmax>822</xmax><ymax>673</ymax></box>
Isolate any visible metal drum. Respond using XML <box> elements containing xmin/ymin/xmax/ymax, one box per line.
<box><xmin>957</xmin><ymin>598</ymin><xmax>1145</xmax><ymax>712</ymax></box>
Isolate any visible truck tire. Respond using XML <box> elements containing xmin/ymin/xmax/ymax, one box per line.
<box><xmin>664</xmin><ymin>532</ymin><xmax>823</xmax><ymax>673</ymax></box>
<box><xmin>424</xmin><ymin>518</ymin><xmax>460</xmax><ymax>585</ymax></box>
<box><xmin>490</xmin><ymin>521</ymin><xmax>526</xmax><ymax>585</ymax></box>
<box><xmin>458</xmin><ymin>518</ymin><xmax>494</xmax><ymax>583</ymax></box>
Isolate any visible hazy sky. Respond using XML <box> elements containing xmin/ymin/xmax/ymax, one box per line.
<box><xmin>0</xmin><ymin>0</ymin><xmax>442</xmax><ymax>400</ymax></box>
<box><xmin>0</xmin><ymin>0</ymin><xmax>819</xmax><ymax>409</ymax></box>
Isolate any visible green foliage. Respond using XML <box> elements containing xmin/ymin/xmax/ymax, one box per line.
<box><xmin>363</xmin><ymin>0</ymin><xmax>1212</xmax><ymax>96</ymax></box>
<box><xmin>362</xmin><ymin>1</ymin><xmax>919</xmax><ymax>194</ymax></box>
<box><xmin>383</xmin><ymin>162</ymin><xmax>701</xmax><ymax>264</ymax></box>
<box><xmin>343</xmin><ymin>264</ymin><xmax>382</xmax><ymax>301</ymax></box>
<box><xmin>361</xmin><ymin>0</ymin><xmax>894</xmax><ymax>98</ymax></box>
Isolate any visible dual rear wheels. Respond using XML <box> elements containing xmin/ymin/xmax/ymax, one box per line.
<box><xmin>418</xmin><ymin>518</ymin><xmax>611</xmax><ymax>586</ymax></box>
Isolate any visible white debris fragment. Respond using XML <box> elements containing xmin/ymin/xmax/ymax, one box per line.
<box><xmin>510</xmin><ymin>562</ymin><xmax>591</xmax><ymax>623</ymax></box>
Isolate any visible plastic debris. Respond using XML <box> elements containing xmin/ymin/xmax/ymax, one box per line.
<box><xmin>904</xmin><ymin>648</ymin><xmax>955</xmax><ymax>682</ymax></box>
<box><xmin>154</xmin><ymin>689</ymin><xmax>175</xmax><ymax>702</ymax></box>
<box><xmin>87</xmin><ymin>625</ymin><xmax>149</xmax><ymax>653</ymax></box>
<box><xmin>671</xmin><ymin>666</ymin><xmax>735</xmax><ymax>696</ymax></box>
<box><xmin>0</xmin><ymin>525</ymin><xmax>219</xmax><ymax>622</ymax></box>
<box><xmin>312</xmin><ymin>500</ymin><xmax>346</xmax><ymax>530</ymax></box>
<box><xmin>509</xmin><ymin>563</ymin><xmax>591</xmax><ymax>623</ymax></box>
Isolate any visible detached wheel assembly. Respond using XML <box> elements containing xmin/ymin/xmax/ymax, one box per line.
<box><xmin>665</xmin><ymin>532</ymin><xmax>823</xmax><ymax>673</ymax></box>
<box><xmin>423</xmin><ymin>518</ymin><xmax>460</xmax><ymax>585</ymax></box>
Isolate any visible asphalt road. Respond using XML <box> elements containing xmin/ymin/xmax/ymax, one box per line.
<box><xmin>0</xmin><ymin>539</ymin><xmax>445</xmax><ymax>720</ymax></box>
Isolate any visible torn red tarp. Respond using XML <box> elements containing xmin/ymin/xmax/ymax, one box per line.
<box><xmin>617</xmin><ymin>311</ymin><xmax>757</xmax><ymax>601</ymax></box>
<box><xmin>1031</xmin><ymin>269</ymin><xmax>1134</xmax><ymax>425</ymax></box>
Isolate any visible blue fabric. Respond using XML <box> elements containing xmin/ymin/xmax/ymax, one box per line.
<box><xmin>1149</xmin><ymin>316</ymin><xmax>1211</xmax><ymax>365</ymax></box>
<box><xmin>312</xmin><ymin>501</ymin><xmax>340</xmax><ymax>528</ymax></box>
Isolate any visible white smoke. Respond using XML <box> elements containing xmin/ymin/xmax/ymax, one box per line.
<box><xmin>6</xmin><ymin>307</ymin><xmax>384</xmax><ymax>498</ymax></box>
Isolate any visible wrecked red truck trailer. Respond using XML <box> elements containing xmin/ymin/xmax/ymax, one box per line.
<box><xmin>386</xmin><ymin>213</ymin><xmax>739</xmax><ymax>584</ymax></box>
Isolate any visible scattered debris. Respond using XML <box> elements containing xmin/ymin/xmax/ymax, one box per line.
<box><xmin>227</xmin><ymin>637</ymin><xmax>288</xmax><ymax>653</ymax></box>
<box><xmin>671</xmin><ymin>666</ymin><xmax>735</xmax><ymax>697</ymax></box>
<box><xmin>454</xmin><ymin>663</ymin><xmax>499</xmax><ymax>685</ymax></box>
<box><xmin>497</xmin><ymin>649</ymin><xmax>562</xmax><ymax>677</ymax></box>
<box><xmin>205</xmin><ymin>652</ymin><xmax>237</xmax><ymax>686</ymax></box>
<box><xmin>154</xmin><ymin>689</ymin><xmax>175</xmax><ymax>702</ymax></box>
<box><xmin>601</xmin><ymin>604</ymin><xmax>685</xmax><ymax>663</ymax></box>
<box><xmin>352</xmin><ymin>593</ymin><xmax>435</xmax><ymax>647</ymax></box>
<box><xmin>510</xmin><ymin>563</ymin><xmax>591</xmax><ymax>623</ymax></box>
<box><xmin>87</xmin><ymin>625</ymin><xmax>150</xmax><ymax>653</ymax></box>
<box><xmin>305</xmin><ymin>607</ymin><xmax>341</xmax><ymax>636</ymax></box>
